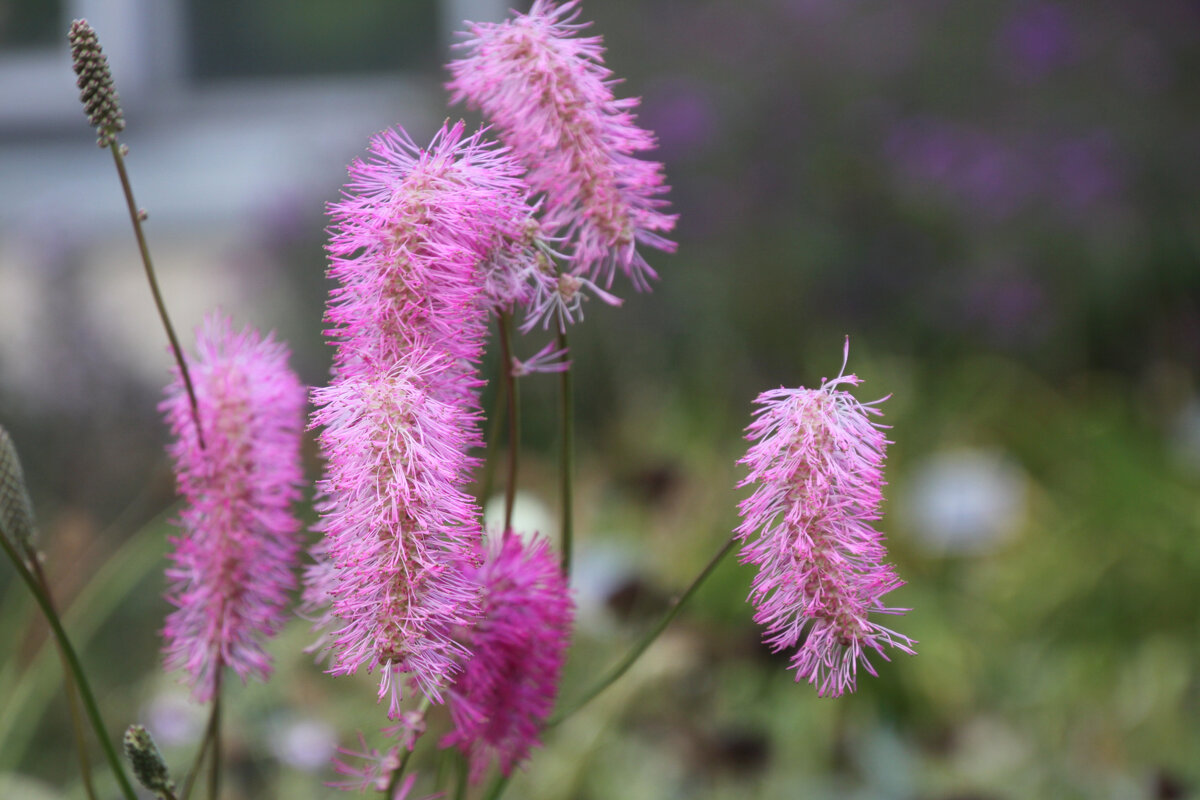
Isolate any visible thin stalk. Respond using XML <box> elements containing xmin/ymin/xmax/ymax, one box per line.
<box><xmin>107</xmin><ymin>141</ymin><xmax>204</xmax><ymax>449</ymax></box>
<box><xmin>383</xmin><ymin>696</ymin><xmax>431</xmax><ymax>798</ymax></box>
<box><xmin>556</xmin><ymin>328</ymin><xmax>574</xmax><ymax>577</ymax></box>
<box><xmin>496</xmin><ymin>312</ymin><xmax>520</xmax><ymax>531</ymax></box>
<box><xmin>0</xmin><ymin>535</ymin><xmax>138</xmax><ymax>800</ymax></box>
<box><xmin>207</xmin><ymin>675</ymin><xmax>222</xmax><ymax>800</ymax></box>
<box><xmin>179</xmin><ymin>697</ymin><xmax>219</xmax><ymax>800</ymax></box>
<box><xmin>548</xmin><ymin>535</ymin><xmax>738</xmax><ymax>726</ymax></box>
<box><xmin>29</xmin><ymin>559</ymin><xmax>97</xmax><ymax>800</ymax></box>
<box><xmin>452</xmin><ymin>751</ymin><xmax>469</xmax><ymax>800</ymax></box>
<box><xmin>478</xmin><ymin>353</ymin><xmax>507</xmax><ymax>509</ymax></box>
<box><xmin>482</xmin><ymin>771</ymin><xmax>511</xmax><ymax>800</ymax></box>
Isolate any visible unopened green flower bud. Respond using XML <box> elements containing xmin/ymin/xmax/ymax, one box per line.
<box><xmin>0</xmin><ymin>424</ymin><xmax>37</xmax><ymax>552</ymax></box>
<box><xmin>123</xmin><ymin>725</ymin><xmax>176</xmax><ymax>798</ymax></box>
<box><xmin>68</xmin><ymin>19</ymin><xmax>126</xmax><ymax>147</ymax></box>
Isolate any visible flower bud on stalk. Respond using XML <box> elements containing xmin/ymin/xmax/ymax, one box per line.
<box><xmin>0</xmin><ymin>424</ymin><xmax>37</xmax><ymax>555</ymax></box>
<box><xmin>68</xmin><ymin>19</ymin><xmax>125</xmax><ymax>147</ymax></box>
<box><xmin>123</xmin><ymin>725</ymin><xmax>176</xmax><ymax>799</ymax></box>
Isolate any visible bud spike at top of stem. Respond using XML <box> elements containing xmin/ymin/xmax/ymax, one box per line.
<box><xmin>123</xmin><ymin>725</ymin><xmax>176</xmax><ymax>798</ymax></box>
<box><xmin>68</xmin><ymin>19</ymin><xmax>126</xmax><ymax>147</ymax></box>
<box><xmin>0</xmin><ymin>424</ymin><xmax>38</xmax><ymax>552</ymax></box>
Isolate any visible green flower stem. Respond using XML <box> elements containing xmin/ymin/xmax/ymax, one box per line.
<box><xmin>107</xmin><ymin>141</ymin><xmax>205</xmax><ymax>449</ymax></box>
<box><xmin>482</xmin><ymin>771</ymin><xmax>511</xmax><ymax>800</ymax></box>
<box><xmin>0</xmin><ymin>535</ymin><xmax>138</xmax><ymax>800</ymax></box>
<box><xmin>452</xmin><ymin>751</ymin><xmax>469</xmax><ymax>800</ymax></box>
<box><xmin>496</xmin><ymin>312</ymin><xmax>520</xmax><ymax>531</ymax></box>
<box><xmin>178</xmin><ymin>674</ymin><xmax>221</xmax><ymax>800</ymax></box>
<box><xmin>29</xmin><ymin>558</ymin><xmax>98</xmax><ymax>800</ymax></box>
<box><xmin>478</xmin><ymin>350</ymin><xmax>507</xmax><ymax>509</ymax></box>
<box><xmin>178</xmin><ymin>695</ymin><xmax>218</xmax><ymax>800</ymax></box>
<box><xmin>207</xmin><ymin>678</ymin><xmax>221</xmax><ymax>800</ymax></box>
<box><xmin>383</xmin><ymin>696</ymin><xmax>431</xmax><ymax>798</ymax></box>
<box><xmin>556</xmin><ymin>328</ymin><xmax>575</xmax><ymax>577</ymax></box>
<box><xmin>548</xmin><ymin>535</ymin><xmax>738</xmax><ymax>726</ymax></box>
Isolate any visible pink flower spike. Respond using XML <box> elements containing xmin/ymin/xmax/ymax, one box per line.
<box><xmin>735</xmin><ymin>342</ymin><xmax>915</xmax><ymax>697</ymax></box>
<box><xmin>160</xmin><ymin>313</ymin><xmax>306</xmax><ymax>703</ymax></box>
<box><xmin>441</xmin><ymin>533</ymin><xmax>574</xmax><ymax>783</ymax></box>
<box><xmin>306</xmin><ymin>353</ymin><xmax>482</xmax><ymax>710</ymax></box>
<box><xmin>325</xmin><ymin>120</ymin><xmax>537</xmax><ymax>377</ymax></box>
<box><xmin>447</xmin><ymin>0</ymin><xmax>677</xmax><ymax>291</ymax></box>
<box><xmin>511</xmin><ymin>341</ymin><xmax>571</xmax><ymax>377</ymax></box>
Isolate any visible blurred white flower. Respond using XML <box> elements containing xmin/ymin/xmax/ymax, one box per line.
<box><xmin>141</xmin><ymin>691</ymin><xmax>206</xmax><ymax>747</ymax></box>
<box><xmin>268</xmin><ymin>717</ymin><xmax>337</xmax><ymax>772</ymax></box>
<box><xmin>901</xmin><ymin>448</ymin><xmax>1026</xmax><ymax>555</ymax></box>
<box><xmin>482</xmin><ymin>490</ymin><xmax>557</xmax><ymax>540</ymax></box>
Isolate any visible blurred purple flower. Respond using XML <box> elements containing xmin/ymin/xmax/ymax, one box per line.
<box><xmin>641</xmin><ymin>78</ymin><xmax>718</xmax><ymax>160</ymax></box>
<box><xmin>996</xmin><ymin>4</ymin><xmax>1076</xmax><ymax>82</ymax></box>
<box><xmin>1049</xmin><ymin>132</ymin><xmax>1123</xmax><ymax>215</ymax></box>
<box><xmin>885</xmin><ymin>119</ymin><xmax>1038</xmax><ymax>220</ymax></box>
<box><xmin>961</xmin><ymin>268</ymin><xmax>1049</xmax><ymax>346</ymax></box>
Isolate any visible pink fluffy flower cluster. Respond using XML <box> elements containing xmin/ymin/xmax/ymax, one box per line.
<box><xmin>736</xmin><ymin>344</ymin><xmax>915</xmax><ymax>697</ymax></box>
<box><xmin>448</xmin><ymin>0</ymin><xmax>677</xmax><ymax>312</ymax></box>
<box><xmin>303</xmin><ymin>122</ymin><xmax>531</xmax><ymax>712</ymax></box>
<box><xmin>160</xmin><ymin>314</ymin><xmax>305</xmax><ymax>702</ymax></box>
<box><xmin>152</xmin><ymin>1</ymin><xmax>916</xmax><ymax>795</ymax></box>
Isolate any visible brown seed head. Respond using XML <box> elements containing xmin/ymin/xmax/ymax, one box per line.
<box><xmin>68</xmin><ymin>19</ymin><xmax>125</xmax><ymax>147</ymax></box>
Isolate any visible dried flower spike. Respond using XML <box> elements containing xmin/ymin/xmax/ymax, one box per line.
<box><xmin>123</xmin><ymin>725</ymin><xmax>176</xmax><ymax>798</ymax></box>
<box><xmin>68</xmin><ymin>19</ymin><xmax>125</xmax><ymax>147</ymax></box>
<box><xmin>0</xmin><ymin>424</ymin><xmax>37</xmax><ymax>552</ymax></box>
<box><xmin>161</xmin><ymin>314</ymin><xmax>306</xmax><ymax>702</ymax></box>
<box><xmin>736</xmin><ymin>341</ymin><xmax>914</xmax><ymax>696</ymax></box>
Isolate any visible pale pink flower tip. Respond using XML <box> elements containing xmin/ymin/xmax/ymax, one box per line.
<box><xmin>160</xmin><ymin>314</ymin><xmax>306</xmax><ymax>702</ymax></box>
<box><xmin>735</xmin><ymin>341</ymin><xmax>915</xmax><ymax>697</ymax></box>
<box><xmin>442</xmin><ymin>533</ymin><xmax>574</xmax><ymax>783</ymax></box>
<box><xmin>330</xmin><ymin>733</ymin><xmax>441</xmax><ymax>799</ymax></box>
<box><xmin>447</xmin><ymin>0</ymin><xmax>677</xmax><ymax>292</ymax></box>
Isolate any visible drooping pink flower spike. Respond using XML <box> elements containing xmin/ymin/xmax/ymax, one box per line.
<box><xmin>441</xmin><ymin>532</ymin><xmax>574</xmax><ymax>783</ymax></box>
<box><xmin>735</xmin><ymin>339</ymin><xmax>915</xmax><ymax>697</ymax></box>
<box><xmin>324</xmin><ymin>119</ymin><xmax>538</xmax><ymax>379</ymax></box>
<box><xmin>307</xmin><ymin>120</ymin><xmax>556</xmax><ymax>711</ymax></box>
<box><xmin>160</xmin><ymin>313</ymin><xmax>306</xmax><ymax>702</ymax></box>
<box><xmin>306</xmin><ymin>353</ymin><xmax>483</xmax><ymax>714</ymax></box>
<box><xmin>447</xmin><ymin>0</ymin><xmax>677</xmax><ymax>292</ymax></box>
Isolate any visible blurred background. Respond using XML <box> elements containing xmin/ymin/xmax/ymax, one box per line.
<box><xmin>2</xmin><ymin>0</ymin><xmax>1199</xmax><ymax>798</ymax></box>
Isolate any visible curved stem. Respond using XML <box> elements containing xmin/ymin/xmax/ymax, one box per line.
<box><xmin>29</xmin><ymin>559</ymin><xmax>97</xmax><ymax>800</ymax></box>
<box><xmin>108</xmin><ymin>141</ymin><xmax>205</xmax><ymax>449</ymax></box>
<box><xmin>548</xmin><ymin>535</ymin><xmax>738</xmax><ymax>726</ymax></box>
<box><xmin>556</xmin><ymin>328</ymin><xmax>574</xmax><ymax>577</ymax></box>
<box><xmin>496</xmin><ymin>312</ymin><xmax>520</xmax><ymax>531</ymax></box>
<box><xmin>0</xmin><ymin>535</ymin><xmax>138</xmax><ymax>800</ymax></box>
